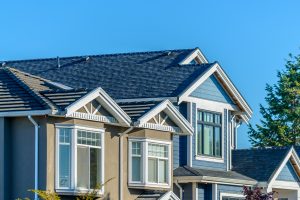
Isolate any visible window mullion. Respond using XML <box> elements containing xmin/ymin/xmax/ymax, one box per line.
<box><xmin>157</xmin><ymin>158</ymin><xmax>159</xmax><ymax>184</ymax></box>
<box><xmin>144</xmin><ymin>142</ymin><xmax>147</xmax><ymax>184</ymax></box>
<box><xmin>72</xmin><ymin>128</ymin><xmax>77</xmax><ymax>190</ymax></box>
<box><xmin>88</xmin><ymin>146</ymin><xmax>91</xmax><ymax>190</ymax></box>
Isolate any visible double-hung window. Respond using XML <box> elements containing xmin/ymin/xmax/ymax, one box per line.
<box><xmin>128</xmin><ymin>139</ymin><xmax>171</xmax><ymax>188</ymax></box>
<box><xmin>56</xmin><ymin>125</ymin><xmax>104</xmax><ymax>193</ymax></box>
<box><xmin>196</xmin><ymin>110</ymin><xmax>222</xmax><ymax>157</ymax></box>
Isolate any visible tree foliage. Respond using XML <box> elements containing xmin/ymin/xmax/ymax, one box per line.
<box><xmin>243</xmin><ymin>186</ymin><xmax>275</xmax><ymax>200</ymax></box>
<box><xmin>248</xmin><ymin>53</ymin><xmax>300</xmax><ymax>147</ymax></box>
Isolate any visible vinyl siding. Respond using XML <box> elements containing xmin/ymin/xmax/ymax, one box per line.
<box><xmin>217</xmin><ymin>184</ymin><xmax>243</xmax><ymax>200</ymax></box>
<box><xmin>173</xmin><ymin>103</ymin><xmax>188</xmax><ymax>168</ymax></box>
<box><xmin>190</xmin><ymin>75</ymin><xmax>234</xmax><ymax>104</ymax></box>
<box><xmin>192</xmin><ymin>107</ymin><xmax>228</xmax><ymax>171</ymax></box>
<box><xmin>276</xmin><ymin>161</ymin><xmax>300</xmax><ymax>182</ymax></box>
<box><xmin>198</xmin><ymin>184</ymin><xmax>212</xmax><ymax>200</ymax></box>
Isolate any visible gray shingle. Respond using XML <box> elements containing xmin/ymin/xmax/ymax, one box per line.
<box><xmin>5</xmin><ymin>49</ymin><xmax>214</xmax><ymax>100</ymax></box>
<box><xmin>232</xmin><ymin>147</ymin><xmax>291</xmax><ymax>182</ymax></box>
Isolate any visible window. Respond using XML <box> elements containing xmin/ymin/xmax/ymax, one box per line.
<box><xmin>222</xmin><ymin>197</ymin><xmax>244</xmax><ymax>200</ymax></box>
<box><xmin>196</xmin><ymin>110</ymin><xmax>222</xmax><ymax>157</ymax></box>
<box><xmin>56</xmin><ymin>125</ymin><xmax>104</xmax><ymax>193</ymax></box>
<box><xmin>129</xmin><ymin>139</ymin><xmax>171</xmax><ymax>188</ymax></box>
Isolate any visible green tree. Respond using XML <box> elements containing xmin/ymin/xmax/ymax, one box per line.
<box><xmin>248</xmin><ymin>53</ymin><xmax>300</xmax><ymax>147</ymax></box>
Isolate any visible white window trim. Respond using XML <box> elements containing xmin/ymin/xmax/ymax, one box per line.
<box><xmin>220</xmin><ymin>192</ymin><xmax>245</xmax><ymax>199</ymax></box>
<box><xmin>128</xmin><ymin>138</ymin><xmax>172</xmax><ymax>189</ymax></box>
<box><xmin>194</xmin><ymin>107</ymin><xmax>225</xmax><ymax>163</ymax></box>
<box><xmin>55</xmin><ymin>124</ymin><xmax>105</xmax><ymax>194</ymax></box>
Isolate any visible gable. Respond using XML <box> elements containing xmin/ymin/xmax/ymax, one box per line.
<box><xmin>146</xmin><ymin>111</ymin><xmax>181</xmax><ymax>133</ymax></box>
<box><xmin>190</xmin><ymin>74</ymin><xmax>234</xmax><ymax>104</ymax></box>
<box><xmin>276</xmin><ymin>160</ymin><xmax>300</xmax><ymax>182</ymax></box>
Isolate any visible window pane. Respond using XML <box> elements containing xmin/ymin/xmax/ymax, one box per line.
<box><xmin>203</xmin><ymin>112</ymin><xmax>214</xmax><ymax>123</ymax></box>
<box><xmin>197</xmin><ymin>124</ymin><xmax>202</xmax><ymax>155</ymax></box>
<box><xmin>78</xmin><ymin>131</ymin><xmax>101</xmax><ymax>147</ymax></box>
<box><xmin>148</xmin><ymin>158</ymin><xmax>158</xmax><ymax>183</ymax></box>
<box><xmin>90</xmin><ymin>148</ymin><xmax>101</xmax><ymax>188</ymax></box>
<box><xmin>197</xmin><ymin>111</ymin><xmax>202</xmax><ymax>121</ymax></box>
<box><xmin>148</xmin><ymin>144</ymin><xmax>167</xmax><ymax>158</ymax></box>
<box><xmin>215</xmin><ymin>127</ymin><xmax>221</xmax><ymax>157</ymax></box>
<box><xmin>132</xmin><ymin>157</ymin><xmax>141</xmax><ymax>181</ymax></box>
<box><xmin>158</xmin><ymin>160</ymin><xmax>167</xmax><ymax>183</ymax></box>
<box><xmin>59</xmin><ymin>144</ymin><xmax>70</xmax><ymax>188</ymax></box>
<box><xmin>215</xmin><ymin>114</ymin><xmax>221</xmax><ymax>124</ymax></box>
<box><xmin>132</xmin><ymin>142</ymin><xmax>141</xmax><ymax>155</ymax></box>
<box><xmin>77</xmin><ymin>146</ymin><xmax>89</xmax><ymax>189</ymax></box>
<box><xmin>203</xmin><ymin>125</ymin><xmax>213</xmax><ymax>155</ymax></box>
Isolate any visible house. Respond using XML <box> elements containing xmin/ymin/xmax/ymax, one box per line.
<box><xmin>0</xmin><ymin>48</ymin><xmax>298</xmax><ymax>200</ymax></box>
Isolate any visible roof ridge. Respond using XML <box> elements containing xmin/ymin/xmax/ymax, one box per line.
<box><xmin>5</xmin><ymin>67</ymin><xmax>57</xmax><ymax>111</ymax></box>
<box><xmin>2</xmin><ymin>48</ymin><xmax>196</xmax><ymax>63</ymax></box>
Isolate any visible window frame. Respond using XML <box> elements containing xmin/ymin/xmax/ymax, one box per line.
<box><xmin>128</xmin><ymin>138</ymin><xmax>171</xmax><ymax>189</ymax></box>
<box><xmin>220</xmin><ymin>192</ymin><xmax>245</xmax><ymax>200</ymax></box>
<box><xmin>55</xmin><ymin>124</ymin><xmax>105</xmax><ymax>194</ymax></box>
<box><xmin>196</xmin><ymin>109</ymin><xmax>223</xmax><ymax>159</ymax></box>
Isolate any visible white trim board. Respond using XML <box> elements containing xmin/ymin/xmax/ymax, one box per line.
<box><xmin>65</xmin><ymin>87</ymin><xmax>132</xmax><ymax>127</ymax></box>
<box><xmin>178</xmin><ymin>62</ymin><xmax>252</xmax><ymax>123</ymax></box>
<box><xmin>179</xmin><ymin>48</ymin><xmax>208</xmax><ymax>65</ymax></box>
<box><xmin>268</xmin><ymin>147</ymin><xmax>300</xmax><ymax>189</ymax></box>
<box><xmin>134</xmin><ymin>99</ymin><xmax>194</xmax><ymax>135</ymax></box>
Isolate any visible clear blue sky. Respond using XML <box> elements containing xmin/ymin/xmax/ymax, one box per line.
<box><xmin>1</xmin><ymin>1</ymin><xmax>300</xmax><ymax>148</ymax></box>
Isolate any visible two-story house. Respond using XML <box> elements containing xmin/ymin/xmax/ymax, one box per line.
<box><xmin>1</xmin><ymin>48</ymin><xmax>300</xmax><ymax>200</ymax></box>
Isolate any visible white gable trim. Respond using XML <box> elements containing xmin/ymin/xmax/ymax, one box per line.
<box><xmin>158</xmin><ymin>191</ymin><xmax>180</xmax><ymax>200</ymax></box>
<box><xmin>268</xmin><ymin>147</ymin><xmax>300</xmax><ymax>189</ymax></box>
<box><xmin>178</xmin><ymin>62</ymin><xmax>252</xmax><ymax>122</ymax></box>
<box><xmin>134</xmin><ymin>100</ymin><xmax>193</xmax><ymax>135</ymax></box>
<box><xmin>179</xmin><ymin>48</ymin><xmax>208</xmax><ymax>65</ymax></box>
<box><xmin>65</xmin><ymin>87</ymin><xmax>131</xmax><ymax>127</ymax></box>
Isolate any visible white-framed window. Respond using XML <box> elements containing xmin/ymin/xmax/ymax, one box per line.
<box><xmin>196</xmin><ymin>110</ymin><xmax>222</xmax><ymax>157</ymax></box>
<box><xmin>220</xmin><ymin>193</ymin><xmax>245</xmax><ymax>200</ymax></box>
<box><xmin>128</xmin><ymin>138</ymin><xmax>171</xmax><ymax>188</ymax></box>
<box><xmin>55</xmin><ymin>124</ymin><xmax>104</xmax><ymax>193</ymax></box>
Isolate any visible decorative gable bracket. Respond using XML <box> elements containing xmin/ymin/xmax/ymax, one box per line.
<box><xmin>134</xmin><ymin>100</ymin><xmax>193</xmax><ymax>135</ymax></box>
<box><xmin>65</xmin><ymin>87</ymin><xmax>132</xmax><ymax>127</ymax></box>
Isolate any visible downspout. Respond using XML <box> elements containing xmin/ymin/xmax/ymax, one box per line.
<box><xmin>118</xmin><ymin>126</ymin><xmax>134</xmax><ymax>200</ymax></box>
<box><xmin>175</xmin><ymin>180</ymin><xmax>183</xmax><ymax>200</ymax></box>
<box><xmin>28</xmin><ymin>116</ymin><xmax>39</xmax><ymax>200</ymax></box>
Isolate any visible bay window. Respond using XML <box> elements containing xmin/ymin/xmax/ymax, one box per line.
<box><xmin>56</xmin><ymin>125</ymin><xmax>104</xmax><ymax>193</ymax></box>
<box><xmin>196</xmin><ymin>110</ymin><xmax>222</xmax><ymax>157</ymax></box>
<box><xmin>129</xmin><ymin>139</ymin><xmax>171</xmax><ymax>188</ymax></box>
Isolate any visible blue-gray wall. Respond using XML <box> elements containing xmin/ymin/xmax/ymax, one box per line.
<box><xmin>217</xmin><ymin>184</ymin><xmax>243</xmax><ymax>200</ymax></box>
<box><xmin>190</xmin><ymin>75</ymin><xmax>233</xmax><ymax>104</ymax></box>
<box><xmin>276</xmin><ymin>160</ymin><xmax>300</xmax><ymax>182</ymax></box>
<box><xmin>198</xmin><ymin>184</ymin><xmax>212</xmax><ymax>200</ymax></box>
<box><xmin>173</xmin><ymin>102</ymin><xmax>188</xmax><ymax>168</ymax></box>
<box><xmin>192</xmin><ymin>107</ymin><xmax>229</xmax><ymax>171</ymax></box>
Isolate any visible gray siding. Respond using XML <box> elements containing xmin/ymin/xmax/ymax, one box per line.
<box><xmin>198</xmin><ymin>184</ymin><xmax>212</xmax><ymax>200</ymax></box>
<box><xmin>192</xmin><ymin>107</ymin><xmax>228</xmax><ymax>171</ymax></box>
<box><xmin>276</xmin><ymin>161</ymin><xmax>300</xmax><ymax>182</ymax></box>
<box><xmin>173</xmin><ymin>103</ymin><xmax>188</xmax><ymax>168</ymax></box>
<box><xmin>217</xmin><ymin>184</ymin><xmax>243</xmax><ymax>200</ymax></box>
<box><xmin>190</xmin><ymin>75</ymin><xmax>233</xmax><ymax>104</ymax></box>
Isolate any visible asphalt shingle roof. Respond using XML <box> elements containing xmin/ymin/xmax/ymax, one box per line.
<box><xmin>4</xmin><ymin>48</ymin><xmax>214</xmax><ymax>100</ymax></box>
<box><xmin>0</xmin><ymin>68</ymin><xmax>48</xmax><ymax>112</ymax></box>
<box><xmin>118</xmin><ymin>101</ymin><xmax>161</xmax><ymax>121</ymax></box>
<box><xmin>174</xmin><ymin>165</ymin><xmax>255</xmax><ymax>182</ymax></box>
<box><xmin>232</xmin><ymin>147</ymin><xmax>291</xmax><ymax>182</ymax></box>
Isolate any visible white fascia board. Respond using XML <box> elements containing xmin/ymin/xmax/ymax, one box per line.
<box><xmin>65</xmin><ymin>87</ymin><xmax>131</xmax><ymax>127</ymax></box>
<box><xmin>268</xmin><ymin>147</ymin><xmax>300</xmax><ymax>187</ymax></box>
<box><xmin>179</xmin><ymin>48</ymin><xmax>208</xmax><ymax>65</ymax></box>
<box><xmin>268</xmin><ymin>147</ymin><xmax>300</xmax><ymax>188</ymax></box>
<box><xmin>178</xmin><ymin>62</ymin><xmax>252</xmax><ymax>122</ymax></box>
<box><xmin>0</xmin><ymin>109</ymin><xmax>52</xmax><ymax>117</ymax></box>
<box><xmin>135</xmin><ymin>99</ymin><xmax>194</xmax><ymax>135</ymax></box>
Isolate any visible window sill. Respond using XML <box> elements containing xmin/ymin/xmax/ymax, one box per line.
<box><xmin>128</xmin><ymin>182</ymin><xmax>171</xmax><ymax>190</ymax></box>
<box><xmin>55</xmin><ymin>189</ymin><xmax>103</xmax><ymax>197</ymax></box>
<box><xmin>195</xmin><ymin>155</ymin><xmax>224</xmax><ymax>163</ymax></box>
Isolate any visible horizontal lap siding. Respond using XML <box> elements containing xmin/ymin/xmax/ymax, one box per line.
<box><xmin>190</xmin><ymin>75</ymin><xmax>233</xmax><ymax>104</ymax></box>
<box><xmin>217</xmin><ymin>184</ymin><xmax>243</xmax><ymax>200</ymax></box>
<box><xmin>192</xmin><ymin>106</ymin><xmax>228</xmax><ymax>171</ymax></box>
<box><xmin>174</xmin><ymin>103</ymin><xmax>188</xmax><ymax>168</ymax></box>
<box><xmin>276</xmin><ymin>161</ymin><xmax>300</xmax><ymax>182</ymax></box>
<box><xmin>198</xmin><ymin>184</ymin><xmax>212</xmax><ymax>200</ymax></box>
